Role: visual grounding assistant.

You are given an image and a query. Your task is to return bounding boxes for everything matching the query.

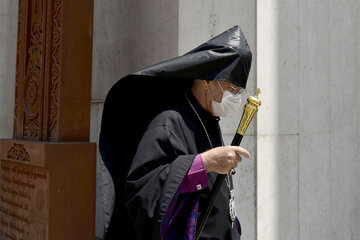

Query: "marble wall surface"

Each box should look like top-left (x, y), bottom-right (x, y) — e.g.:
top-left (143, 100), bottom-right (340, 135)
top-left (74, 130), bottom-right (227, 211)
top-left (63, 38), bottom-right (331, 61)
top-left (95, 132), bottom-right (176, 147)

top-left (257, 0), bottom-right (360, 239)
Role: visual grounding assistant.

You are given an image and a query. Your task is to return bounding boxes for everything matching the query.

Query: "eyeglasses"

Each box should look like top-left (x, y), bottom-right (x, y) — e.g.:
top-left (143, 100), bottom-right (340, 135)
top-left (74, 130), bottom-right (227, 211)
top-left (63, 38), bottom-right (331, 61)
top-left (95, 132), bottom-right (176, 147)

top-left (229, 85), bottom-right (245, 95)
top-left (217, 81), bottom-right (246, 95)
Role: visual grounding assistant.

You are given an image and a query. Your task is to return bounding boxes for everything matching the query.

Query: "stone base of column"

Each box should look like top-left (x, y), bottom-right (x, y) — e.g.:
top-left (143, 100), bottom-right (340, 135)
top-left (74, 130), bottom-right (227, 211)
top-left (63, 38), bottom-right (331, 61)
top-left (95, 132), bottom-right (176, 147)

top-left (0, 139), bottom-right (96, 240)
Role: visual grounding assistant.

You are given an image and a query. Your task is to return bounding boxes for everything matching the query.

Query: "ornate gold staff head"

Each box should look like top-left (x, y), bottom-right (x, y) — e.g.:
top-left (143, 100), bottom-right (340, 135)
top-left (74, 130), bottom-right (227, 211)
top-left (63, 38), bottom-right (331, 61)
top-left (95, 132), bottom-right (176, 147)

top-left (237, 88), bottom-right (262, 135)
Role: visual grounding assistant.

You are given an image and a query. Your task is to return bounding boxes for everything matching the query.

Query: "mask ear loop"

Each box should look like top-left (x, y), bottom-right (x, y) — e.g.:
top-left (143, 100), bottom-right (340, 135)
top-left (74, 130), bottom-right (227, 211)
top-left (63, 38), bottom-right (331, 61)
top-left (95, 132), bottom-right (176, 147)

top-left (207, 88), bottom-right (215, 101)
top-left (207, 81), bottom-right (220, 101)
top-left (216, 81), bottom-right (225, 93)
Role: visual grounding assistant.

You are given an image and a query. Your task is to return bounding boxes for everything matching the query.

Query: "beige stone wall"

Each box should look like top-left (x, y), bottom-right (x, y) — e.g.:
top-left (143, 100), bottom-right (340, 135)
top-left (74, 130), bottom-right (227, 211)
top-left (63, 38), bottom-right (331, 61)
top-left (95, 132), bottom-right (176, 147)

top-left (257, 0), bottom-right (360, 239)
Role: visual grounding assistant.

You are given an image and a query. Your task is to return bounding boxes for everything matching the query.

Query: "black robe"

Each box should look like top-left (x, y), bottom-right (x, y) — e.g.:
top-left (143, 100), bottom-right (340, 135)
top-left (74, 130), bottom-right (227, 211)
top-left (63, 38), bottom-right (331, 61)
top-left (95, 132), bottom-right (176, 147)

top-left (99, 26), bottom-right (251, 240)
top-left (123, 91), bottom-right (240, 239)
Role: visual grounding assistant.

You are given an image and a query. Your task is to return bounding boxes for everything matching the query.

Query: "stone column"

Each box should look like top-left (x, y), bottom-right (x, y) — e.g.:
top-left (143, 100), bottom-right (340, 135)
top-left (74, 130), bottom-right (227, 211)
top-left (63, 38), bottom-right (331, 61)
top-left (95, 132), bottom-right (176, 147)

top-left (0, 0), bottom-right (95, 239)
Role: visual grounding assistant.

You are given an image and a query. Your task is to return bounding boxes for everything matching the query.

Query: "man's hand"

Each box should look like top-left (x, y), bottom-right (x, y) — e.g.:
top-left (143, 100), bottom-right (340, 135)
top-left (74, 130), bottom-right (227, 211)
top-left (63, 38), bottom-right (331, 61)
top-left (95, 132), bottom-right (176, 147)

top-left (201, 146), bottom-right (250, 174)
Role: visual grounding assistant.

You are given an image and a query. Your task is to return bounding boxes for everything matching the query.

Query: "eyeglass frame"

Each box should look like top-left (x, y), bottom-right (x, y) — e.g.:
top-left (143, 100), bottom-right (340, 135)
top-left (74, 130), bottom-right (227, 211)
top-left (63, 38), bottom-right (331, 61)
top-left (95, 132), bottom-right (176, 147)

top-left (217, 81), bottom-right (246, 95)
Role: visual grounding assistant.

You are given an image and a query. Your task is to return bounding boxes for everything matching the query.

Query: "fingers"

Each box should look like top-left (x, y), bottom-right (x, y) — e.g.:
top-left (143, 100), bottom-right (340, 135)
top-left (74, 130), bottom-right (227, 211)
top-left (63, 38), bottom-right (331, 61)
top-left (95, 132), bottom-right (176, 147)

top-left (229, 146), bottom-right (251, 158)
top-left (231, 162), bottom-right (238, 169)
top-left (201, 146), bottom-right (250, 174)
top-left (234, 155), bottom-right (242, 163)
top-left (228, 146), bottom-right (247, 171)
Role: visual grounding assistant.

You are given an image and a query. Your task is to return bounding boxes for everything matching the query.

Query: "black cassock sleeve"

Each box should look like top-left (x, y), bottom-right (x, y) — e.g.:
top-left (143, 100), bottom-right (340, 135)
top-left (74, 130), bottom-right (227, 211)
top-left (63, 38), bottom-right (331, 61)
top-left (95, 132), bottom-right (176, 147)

top-left (124, 111), bottom-right (197, 240)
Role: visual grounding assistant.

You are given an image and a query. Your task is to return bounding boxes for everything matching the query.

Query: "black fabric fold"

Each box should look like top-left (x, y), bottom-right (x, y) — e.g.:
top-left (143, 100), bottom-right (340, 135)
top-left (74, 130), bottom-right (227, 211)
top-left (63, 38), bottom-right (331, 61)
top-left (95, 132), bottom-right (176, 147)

top-left (99, 25), bottom-right (252, 240)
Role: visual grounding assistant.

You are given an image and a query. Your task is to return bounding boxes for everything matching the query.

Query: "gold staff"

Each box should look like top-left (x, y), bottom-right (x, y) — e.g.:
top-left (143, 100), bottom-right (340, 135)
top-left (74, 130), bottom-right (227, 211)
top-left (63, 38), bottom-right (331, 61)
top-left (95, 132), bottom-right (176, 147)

top-left (196, 88), bottom-right (262, 239)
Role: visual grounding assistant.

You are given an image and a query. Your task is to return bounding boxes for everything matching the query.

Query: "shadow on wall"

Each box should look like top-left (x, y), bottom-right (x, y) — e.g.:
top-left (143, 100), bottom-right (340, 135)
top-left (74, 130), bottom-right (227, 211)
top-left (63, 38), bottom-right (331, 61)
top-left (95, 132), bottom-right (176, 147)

top-left (92, 0), bottom-right (179, 101)
top-left (93, 0), bottom-right (180, 239)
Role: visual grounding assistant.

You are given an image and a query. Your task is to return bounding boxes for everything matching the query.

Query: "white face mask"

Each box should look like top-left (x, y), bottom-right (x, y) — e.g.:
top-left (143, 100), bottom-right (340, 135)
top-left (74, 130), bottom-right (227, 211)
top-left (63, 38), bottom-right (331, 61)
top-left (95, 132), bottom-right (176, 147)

top-left (208, 81), bottom-right (242, 117)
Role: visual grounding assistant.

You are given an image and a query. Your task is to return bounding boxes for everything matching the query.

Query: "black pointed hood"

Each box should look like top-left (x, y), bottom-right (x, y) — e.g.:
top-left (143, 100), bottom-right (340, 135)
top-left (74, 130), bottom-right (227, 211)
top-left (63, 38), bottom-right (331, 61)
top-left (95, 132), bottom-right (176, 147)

top-left (133, 25), bottom-right (252, 88)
